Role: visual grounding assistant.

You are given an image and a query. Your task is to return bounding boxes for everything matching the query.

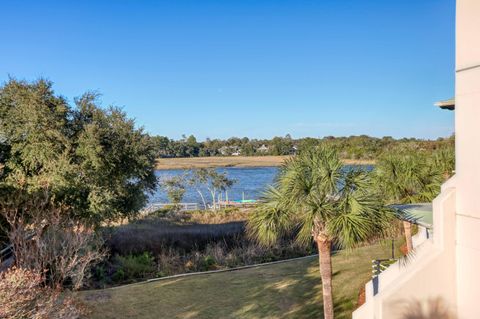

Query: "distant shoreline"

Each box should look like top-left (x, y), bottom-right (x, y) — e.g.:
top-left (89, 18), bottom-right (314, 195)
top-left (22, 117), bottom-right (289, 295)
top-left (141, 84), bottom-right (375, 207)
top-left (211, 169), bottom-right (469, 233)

top-left (155, 156), bottom-right (375, 170)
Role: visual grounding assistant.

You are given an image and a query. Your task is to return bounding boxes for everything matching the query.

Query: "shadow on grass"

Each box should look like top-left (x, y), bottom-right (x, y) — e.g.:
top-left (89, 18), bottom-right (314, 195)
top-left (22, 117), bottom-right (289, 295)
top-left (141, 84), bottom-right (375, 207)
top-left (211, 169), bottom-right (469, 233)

top-left (150, 260), bottom-right (350, 319)
top-left (82, 242), bottom-right (395, 319)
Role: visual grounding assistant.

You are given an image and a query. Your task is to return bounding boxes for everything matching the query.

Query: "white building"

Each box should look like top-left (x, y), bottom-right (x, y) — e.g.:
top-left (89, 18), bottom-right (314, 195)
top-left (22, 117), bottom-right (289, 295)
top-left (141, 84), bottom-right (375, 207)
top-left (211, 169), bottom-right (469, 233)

top-left (257, 144), bottom-right (269, 153)
top-left (353, 1), bottom-right (480, 317)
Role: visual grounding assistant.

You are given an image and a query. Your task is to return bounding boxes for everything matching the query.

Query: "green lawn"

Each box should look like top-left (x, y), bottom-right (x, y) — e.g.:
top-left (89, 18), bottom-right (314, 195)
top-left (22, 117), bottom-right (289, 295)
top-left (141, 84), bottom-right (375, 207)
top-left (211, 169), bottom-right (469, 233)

top-left (80, 243), bottom-right (395, 319)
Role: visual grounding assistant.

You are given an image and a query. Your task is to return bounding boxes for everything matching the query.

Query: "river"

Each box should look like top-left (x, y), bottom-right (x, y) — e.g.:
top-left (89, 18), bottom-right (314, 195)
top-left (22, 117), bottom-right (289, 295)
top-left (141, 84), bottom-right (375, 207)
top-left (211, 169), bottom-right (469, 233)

top-left (149, 165), bottom-right (373, 205)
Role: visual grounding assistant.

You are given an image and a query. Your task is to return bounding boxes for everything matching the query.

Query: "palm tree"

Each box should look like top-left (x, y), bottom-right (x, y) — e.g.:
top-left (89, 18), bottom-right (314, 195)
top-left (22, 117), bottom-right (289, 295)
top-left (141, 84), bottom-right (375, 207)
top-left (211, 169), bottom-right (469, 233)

top-left (432, 147), bottom-right (455, 180)
top-left (374, 153), bottom-right (443, 253)
top-left (248, 146), bottom-right (393, 319)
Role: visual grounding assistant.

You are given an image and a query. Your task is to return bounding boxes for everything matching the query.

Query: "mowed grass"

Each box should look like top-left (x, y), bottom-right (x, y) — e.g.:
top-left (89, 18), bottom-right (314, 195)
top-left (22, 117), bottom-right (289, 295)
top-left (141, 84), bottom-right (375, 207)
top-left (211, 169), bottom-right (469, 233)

top-left (80, 243), bottom-right (396, 319)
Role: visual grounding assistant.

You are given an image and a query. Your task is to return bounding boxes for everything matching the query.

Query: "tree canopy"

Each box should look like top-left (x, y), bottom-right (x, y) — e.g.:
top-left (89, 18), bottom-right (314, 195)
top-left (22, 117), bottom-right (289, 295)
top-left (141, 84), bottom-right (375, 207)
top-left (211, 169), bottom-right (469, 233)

top-left (0, 78), bottom-right (157, 223)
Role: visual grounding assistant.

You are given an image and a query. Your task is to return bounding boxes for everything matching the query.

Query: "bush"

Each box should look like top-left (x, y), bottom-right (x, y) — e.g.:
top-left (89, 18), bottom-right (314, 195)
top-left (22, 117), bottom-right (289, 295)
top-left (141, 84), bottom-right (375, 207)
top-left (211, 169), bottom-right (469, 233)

top-left (201, 255), bottom-right (216, 271)
top-left (1, 192), bottom-right (105, 290)
top-left (153, 240), bottom-right (314, 278)
top-left (112, 252), bottom-right (156, 282)
top-left (90, 210), bottom-right (316, 287)
top-left (0, 267), bottom-right (84, 319)
top-left (187, 207), bottom-right (250, 224)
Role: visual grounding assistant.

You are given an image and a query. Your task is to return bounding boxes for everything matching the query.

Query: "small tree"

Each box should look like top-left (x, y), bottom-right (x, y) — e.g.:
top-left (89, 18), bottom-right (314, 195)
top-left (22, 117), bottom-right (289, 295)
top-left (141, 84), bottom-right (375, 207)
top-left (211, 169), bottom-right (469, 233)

top-left (189, 168), bottom-right (235, 211)
top-left (375, 153), bottom-right (443, 253)
top-left (160, 175), bottom-right (186, 210)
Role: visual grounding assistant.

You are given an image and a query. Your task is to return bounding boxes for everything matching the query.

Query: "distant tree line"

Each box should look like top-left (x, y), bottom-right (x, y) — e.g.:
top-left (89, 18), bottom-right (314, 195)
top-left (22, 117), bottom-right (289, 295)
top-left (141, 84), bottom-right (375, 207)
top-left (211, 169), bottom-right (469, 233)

top-left (150, 133), bottom-right (455, 160)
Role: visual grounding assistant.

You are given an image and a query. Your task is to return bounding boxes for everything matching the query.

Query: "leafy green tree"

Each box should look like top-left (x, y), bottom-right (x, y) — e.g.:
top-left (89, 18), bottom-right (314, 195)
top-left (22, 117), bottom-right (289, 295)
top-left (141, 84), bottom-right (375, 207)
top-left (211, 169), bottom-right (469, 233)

top-left (161, 175), bottom-right (186, 208)
top-left (150, 136), bottom-right (172, 158)
top-left (270, 136), bottom-right (293, 155)
top-left (248, 146), bottom-right (393, 319)
top-left (189, 168), bottom-right (235, 211)
top-left (0, 78), bottom-right (157, 223)
top-left (242, 143), bottom-right (256, 156)
top-left (185, 135), bottom-right (200, 157)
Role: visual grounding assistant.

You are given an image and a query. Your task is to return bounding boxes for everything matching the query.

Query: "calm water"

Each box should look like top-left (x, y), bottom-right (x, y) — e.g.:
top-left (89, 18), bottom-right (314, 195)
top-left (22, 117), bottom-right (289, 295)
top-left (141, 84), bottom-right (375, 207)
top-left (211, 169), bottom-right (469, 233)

top-left (150, 167), bottom-right (279, 204)
top-left (150, 165), bottom-right (372, 204)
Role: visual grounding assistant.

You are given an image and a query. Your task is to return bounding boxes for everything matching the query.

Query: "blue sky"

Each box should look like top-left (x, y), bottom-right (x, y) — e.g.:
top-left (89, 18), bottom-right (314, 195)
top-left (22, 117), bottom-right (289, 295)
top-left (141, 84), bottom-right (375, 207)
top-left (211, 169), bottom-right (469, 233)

top-left (0, 0), bottom-right (455, 140)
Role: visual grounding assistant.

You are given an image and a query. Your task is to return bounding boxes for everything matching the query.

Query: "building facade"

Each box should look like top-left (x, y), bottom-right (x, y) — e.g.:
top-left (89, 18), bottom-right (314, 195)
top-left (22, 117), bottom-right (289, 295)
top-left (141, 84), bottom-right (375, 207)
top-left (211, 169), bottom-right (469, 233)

top-left (353, 0), bottom-right (480, 317)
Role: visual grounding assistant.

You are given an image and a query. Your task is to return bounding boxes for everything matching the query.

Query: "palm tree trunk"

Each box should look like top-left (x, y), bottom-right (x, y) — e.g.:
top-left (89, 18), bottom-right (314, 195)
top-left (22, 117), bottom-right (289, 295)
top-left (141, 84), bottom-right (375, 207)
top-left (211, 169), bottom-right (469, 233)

top-left (403, 221), bottom-right (413, 253)
top-left (316, 238), bottom-right (334, 319)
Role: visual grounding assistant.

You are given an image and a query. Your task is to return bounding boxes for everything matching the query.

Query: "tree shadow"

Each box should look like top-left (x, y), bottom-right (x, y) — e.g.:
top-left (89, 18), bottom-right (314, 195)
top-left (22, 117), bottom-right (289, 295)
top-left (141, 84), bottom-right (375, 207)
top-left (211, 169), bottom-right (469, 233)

top-left (159, 259), bottom-right (354, 319)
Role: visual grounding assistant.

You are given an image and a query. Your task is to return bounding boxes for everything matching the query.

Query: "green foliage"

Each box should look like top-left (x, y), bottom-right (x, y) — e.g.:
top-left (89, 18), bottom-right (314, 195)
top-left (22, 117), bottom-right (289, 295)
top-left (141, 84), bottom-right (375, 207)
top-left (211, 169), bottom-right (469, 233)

top-left (188, 168), bottom-right (236, 210)
top-left (248, 145), bottom-right (394, 248)
top-left (112, 252), bottom-right (156, 282)
top-left (0, 78), bottom-right (157, 223)
top-left (374, 152), bottom-right (444, 204)
top-left (150, 133), bottom-right (455, 160)
top-left (200, 255), bottom-right (216, 271)
top-left (161, 175), bottom-right (186, 205)
top-left (432, 146), bottom-right (455, 179)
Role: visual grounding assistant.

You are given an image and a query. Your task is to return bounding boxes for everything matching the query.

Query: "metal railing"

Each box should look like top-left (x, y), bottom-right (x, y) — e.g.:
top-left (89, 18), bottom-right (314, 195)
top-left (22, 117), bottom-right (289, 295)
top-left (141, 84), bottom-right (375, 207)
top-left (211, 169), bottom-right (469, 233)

top-left (141, 202), bottom-right (199, 214)
top-left (371, 258), bottom-right (397, 278)
top-left (0, 243), bottom-right (14, 262)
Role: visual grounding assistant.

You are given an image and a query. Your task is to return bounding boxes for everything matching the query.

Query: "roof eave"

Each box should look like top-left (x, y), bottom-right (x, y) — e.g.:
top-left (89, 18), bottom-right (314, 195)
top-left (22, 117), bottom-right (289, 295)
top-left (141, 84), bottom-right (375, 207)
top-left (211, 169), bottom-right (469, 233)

top-left (434, 98), bottom-right (455, 110)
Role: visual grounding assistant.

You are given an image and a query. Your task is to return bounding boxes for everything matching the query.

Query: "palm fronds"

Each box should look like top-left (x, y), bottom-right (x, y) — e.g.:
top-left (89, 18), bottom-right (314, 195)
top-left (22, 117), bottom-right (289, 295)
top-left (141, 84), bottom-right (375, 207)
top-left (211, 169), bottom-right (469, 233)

top-left (248, 145), bottom-right (394, 248)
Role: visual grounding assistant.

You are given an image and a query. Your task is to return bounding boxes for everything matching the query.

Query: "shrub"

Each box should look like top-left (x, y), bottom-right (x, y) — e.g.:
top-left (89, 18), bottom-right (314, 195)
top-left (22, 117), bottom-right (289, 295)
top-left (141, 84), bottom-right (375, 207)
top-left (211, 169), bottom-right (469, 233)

top-left (1, 191), bottom-right (105, 290)
top-left (149, 208), bottom-right (170, 218)
top-left (112, 252), bottom-right (156, 282)
top-left (156, 248), bottom-right (185, 276)
top-left (187, 207), bottom-right (250, 224)
top-left (201, 255), bottom-right (216, 271)
top-left (0, 267), bottom-right (84, 319)
top-left (91, 210), bottom-right (316, 287)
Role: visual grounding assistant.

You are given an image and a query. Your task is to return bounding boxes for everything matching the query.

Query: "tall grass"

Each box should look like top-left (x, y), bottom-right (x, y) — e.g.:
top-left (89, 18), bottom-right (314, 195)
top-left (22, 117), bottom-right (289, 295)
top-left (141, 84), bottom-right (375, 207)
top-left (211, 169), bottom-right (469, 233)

top-left (90, 209), bottom-right (315, 288)
top-left (106, 218), bottom-right (245, 255)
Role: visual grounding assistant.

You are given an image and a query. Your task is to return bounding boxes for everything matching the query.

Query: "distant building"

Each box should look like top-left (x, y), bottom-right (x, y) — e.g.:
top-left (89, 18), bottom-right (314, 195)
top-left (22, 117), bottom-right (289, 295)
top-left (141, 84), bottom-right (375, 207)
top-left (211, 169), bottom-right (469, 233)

top-left (218, 146), bottom-right (241, 156)
top-left (290, 145), bottom-right (298, 155)
top-left (257, 144), bottom-right (269, 153)
top-left (218, 146), bottom-right (230, 155)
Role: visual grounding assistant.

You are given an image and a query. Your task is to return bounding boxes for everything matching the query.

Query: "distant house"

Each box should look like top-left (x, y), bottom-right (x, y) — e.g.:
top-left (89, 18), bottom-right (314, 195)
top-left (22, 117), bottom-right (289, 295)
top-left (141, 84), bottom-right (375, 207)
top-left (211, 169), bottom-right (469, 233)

top-left (218, 145), bottom-right (241, 156)
top-left (290, 145), bottom-right (298, 155)
top-left (218, 146), bottom-right (230, 155)
top-left (257, 144), bottom-right (269, 153)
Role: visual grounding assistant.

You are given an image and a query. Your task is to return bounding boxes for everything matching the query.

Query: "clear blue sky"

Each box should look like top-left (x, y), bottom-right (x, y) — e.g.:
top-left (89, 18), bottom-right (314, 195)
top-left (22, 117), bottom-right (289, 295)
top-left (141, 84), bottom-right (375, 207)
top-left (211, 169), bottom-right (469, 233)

top-left (0, 0), bottom-right (455, 140)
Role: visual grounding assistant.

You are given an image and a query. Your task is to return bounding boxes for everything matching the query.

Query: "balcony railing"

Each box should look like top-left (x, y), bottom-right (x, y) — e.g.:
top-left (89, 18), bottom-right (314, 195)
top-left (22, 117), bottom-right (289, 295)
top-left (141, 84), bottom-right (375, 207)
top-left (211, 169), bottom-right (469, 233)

top-left (372, 258), bottom-right (397, 278)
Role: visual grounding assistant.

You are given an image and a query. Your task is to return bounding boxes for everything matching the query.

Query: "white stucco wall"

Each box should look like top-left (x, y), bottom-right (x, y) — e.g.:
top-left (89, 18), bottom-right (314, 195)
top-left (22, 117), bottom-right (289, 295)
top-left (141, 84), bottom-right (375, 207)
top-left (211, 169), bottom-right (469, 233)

top-left (455, 1), bottom-right (480, 317)
top-left (353, 187), bottom-right (457, 319)
top-left (353, 0), bottom-right (480, 317)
